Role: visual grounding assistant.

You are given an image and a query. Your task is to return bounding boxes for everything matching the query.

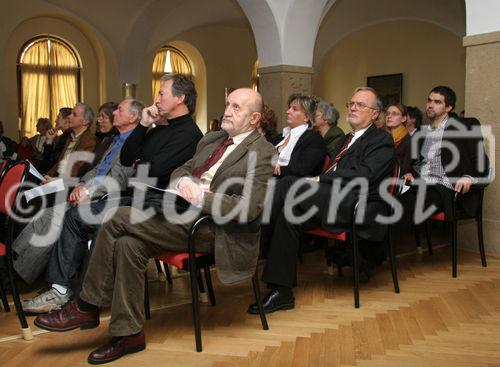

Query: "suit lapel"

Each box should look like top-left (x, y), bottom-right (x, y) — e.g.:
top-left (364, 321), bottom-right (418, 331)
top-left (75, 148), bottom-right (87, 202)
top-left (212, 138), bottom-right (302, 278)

top-left (212, 130), bottom-right (259, 183)
top-left (337, 124), bottom-right (376, 162)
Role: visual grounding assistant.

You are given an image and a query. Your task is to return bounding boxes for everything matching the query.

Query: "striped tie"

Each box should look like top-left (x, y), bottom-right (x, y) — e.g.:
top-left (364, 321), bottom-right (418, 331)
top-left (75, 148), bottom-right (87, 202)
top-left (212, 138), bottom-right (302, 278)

top-left (323, 133), bottom-right (354, 174)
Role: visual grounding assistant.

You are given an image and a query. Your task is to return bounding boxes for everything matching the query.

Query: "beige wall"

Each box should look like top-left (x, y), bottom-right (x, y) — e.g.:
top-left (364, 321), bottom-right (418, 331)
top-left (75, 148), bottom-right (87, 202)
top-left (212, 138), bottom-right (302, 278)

top-left (314, 20), bottom-right (465, 132)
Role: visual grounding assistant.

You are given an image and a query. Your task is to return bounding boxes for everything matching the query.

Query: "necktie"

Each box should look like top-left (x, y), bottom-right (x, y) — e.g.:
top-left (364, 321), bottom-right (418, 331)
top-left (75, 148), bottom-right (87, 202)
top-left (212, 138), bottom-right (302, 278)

top-left (323, 133), bottom-right (354, 174)
top-left (192, 138), bottom-right (234, 178)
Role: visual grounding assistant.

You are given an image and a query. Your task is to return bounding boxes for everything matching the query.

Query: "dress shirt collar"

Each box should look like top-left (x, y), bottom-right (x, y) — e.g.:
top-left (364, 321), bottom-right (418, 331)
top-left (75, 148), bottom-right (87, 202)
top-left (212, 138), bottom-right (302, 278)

top-left (281, 123), bottom-right (308, 139)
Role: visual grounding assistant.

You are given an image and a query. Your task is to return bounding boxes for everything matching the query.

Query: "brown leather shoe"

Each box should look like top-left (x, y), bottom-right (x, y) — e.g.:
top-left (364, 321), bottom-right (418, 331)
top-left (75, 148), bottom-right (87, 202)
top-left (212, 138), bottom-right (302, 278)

top-left (88, 331), bottom-right (146, 365)
top-left (34, 300), bottom-right (99, 332)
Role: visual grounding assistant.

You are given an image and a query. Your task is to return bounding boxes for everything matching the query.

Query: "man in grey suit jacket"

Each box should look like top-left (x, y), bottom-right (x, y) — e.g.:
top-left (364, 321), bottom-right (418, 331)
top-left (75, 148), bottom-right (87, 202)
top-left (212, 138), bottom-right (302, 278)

top-left (33, 88), bottom-right (276, 365)
top-left (17, 98), bottom-right (144, 312)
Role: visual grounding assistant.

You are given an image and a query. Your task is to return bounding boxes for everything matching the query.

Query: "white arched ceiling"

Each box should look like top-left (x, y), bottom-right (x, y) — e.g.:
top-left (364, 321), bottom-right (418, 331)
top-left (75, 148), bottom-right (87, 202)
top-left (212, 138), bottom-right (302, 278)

top-left (237, 0), bottom-right (329, 67)
top-left (465, 0), bottom-right (500, 36)
top-left (314, 0), bottom-right (466, 73)
top-left (43, 0), bottom-right (250, 83)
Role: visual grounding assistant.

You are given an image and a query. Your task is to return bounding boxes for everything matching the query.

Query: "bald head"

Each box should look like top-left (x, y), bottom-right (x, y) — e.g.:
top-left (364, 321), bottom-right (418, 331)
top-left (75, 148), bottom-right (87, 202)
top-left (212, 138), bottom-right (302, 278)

top-left (221, 88), bottom-right (263, 137)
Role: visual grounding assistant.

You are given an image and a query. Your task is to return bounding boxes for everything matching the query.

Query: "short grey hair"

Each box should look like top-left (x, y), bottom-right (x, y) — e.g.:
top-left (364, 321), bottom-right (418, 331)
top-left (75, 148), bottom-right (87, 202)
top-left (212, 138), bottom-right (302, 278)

top-left (124, 97), bottom-right (145, 123)
top-left (75, 102), bottom-right (95, 126)
top-left (316, 101), bottom-right (339, 126)
top-left (353, 87), bottom-right (383, 111)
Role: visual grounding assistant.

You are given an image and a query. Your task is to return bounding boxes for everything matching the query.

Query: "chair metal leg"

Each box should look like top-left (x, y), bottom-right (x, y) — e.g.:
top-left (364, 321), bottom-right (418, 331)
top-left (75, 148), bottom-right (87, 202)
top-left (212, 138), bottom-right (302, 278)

top-left (188, 257), bottom-right (202, 352)
top-left (352, 232), bottom-right (360, 308)
top-left (144, 272), bottom-right (151, 320)
top-left (414, 225), bottom-right (422, 248)
top-left (203, 265), bottom-right (216, 306)
top-left (165, 264), bottom-right (173, 284)
top-left (452, 219), bottom-right (458, 278)
top-left (155, 259), bottom-right (166, 282)
top-left (387, 230), bottom-right (400, 293)
top-left (425, 221), bottom-right (433, 255)
top-left (6, 249), bottom-right (32, 340)
top-left (251, 269), bottom-right (269, 330)
top-left (477, 215), bottom-right (487, 267)
top-left (0, 273), bottom-right (11, 312)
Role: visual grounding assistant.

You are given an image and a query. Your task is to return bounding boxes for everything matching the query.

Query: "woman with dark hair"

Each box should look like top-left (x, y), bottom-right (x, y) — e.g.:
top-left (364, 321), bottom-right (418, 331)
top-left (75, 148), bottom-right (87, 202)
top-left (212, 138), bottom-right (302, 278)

top-left (385, 103), bottom-right (411, 174)
top-left (273, 94), bottom-right (326, 177)
top-left (314, 100), bottom-right (344, 155)
top-left (95, 101), bottom-right (118, 141)
top-left (92, 101), bottom-right (119, 167)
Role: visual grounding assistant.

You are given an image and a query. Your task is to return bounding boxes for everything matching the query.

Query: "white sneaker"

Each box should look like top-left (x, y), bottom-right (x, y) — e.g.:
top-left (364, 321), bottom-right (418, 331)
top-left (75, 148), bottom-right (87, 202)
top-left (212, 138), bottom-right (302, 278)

top-left (22, 287), bottom-right (73, 314)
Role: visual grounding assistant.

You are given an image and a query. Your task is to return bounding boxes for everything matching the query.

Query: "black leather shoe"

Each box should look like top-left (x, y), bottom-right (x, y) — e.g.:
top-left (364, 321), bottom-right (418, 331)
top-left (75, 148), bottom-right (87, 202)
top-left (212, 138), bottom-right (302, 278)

top-left (247, 289), bottom-right (294, 314)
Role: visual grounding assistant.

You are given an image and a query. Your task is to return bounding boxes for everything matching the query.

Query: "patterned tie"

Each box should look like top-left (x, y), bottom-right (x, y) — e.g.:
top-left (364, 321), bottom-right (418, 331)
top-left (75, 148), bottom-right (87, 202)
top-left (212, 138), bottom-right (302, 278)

top-left (323, 132), bottom-right (354, 174)
top-left (192, 138), bottom-right (234, 178)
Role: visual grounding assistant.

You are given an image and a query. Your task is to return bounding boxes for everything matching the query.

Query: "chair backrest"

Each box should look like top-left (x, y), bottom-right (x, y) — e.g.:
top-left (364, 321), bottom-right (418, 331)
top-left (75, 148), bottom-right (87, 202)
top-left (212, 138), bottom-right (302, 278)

top-left (321, 155), bottom-right (331, 171)
top-left (0, 159), bottom-right (11, 182)
top-left (0, 160), bottom-right (29, 216)
top-left (388, 159), bottom-right (402, 197)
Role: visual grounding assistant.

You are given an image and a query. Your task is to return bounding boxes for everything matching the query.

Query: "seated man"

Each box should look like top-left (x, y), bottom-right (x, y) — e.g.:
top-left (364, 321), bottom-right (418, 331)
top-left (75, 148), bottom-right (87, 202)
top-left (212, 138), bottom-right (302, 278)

top-left (33, 87), bottom-right (275, 364)
top-left (44, 102), bottom-right (97, 179)
top-left (15, 98), bottom-right (144, 311)
top-left (250, 87), bottom-right (395, 314)
top-left (404, 86), bottom-right (489, 222)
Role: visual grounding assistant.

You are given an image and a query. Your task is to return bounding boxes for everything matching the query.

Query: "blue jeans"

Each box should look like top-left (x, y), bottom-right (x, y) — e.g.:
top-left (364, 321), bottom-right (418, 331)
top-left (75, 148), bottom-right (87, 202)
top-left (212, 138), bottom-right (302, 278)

top-left (45, 197), bottom-right (131, 288)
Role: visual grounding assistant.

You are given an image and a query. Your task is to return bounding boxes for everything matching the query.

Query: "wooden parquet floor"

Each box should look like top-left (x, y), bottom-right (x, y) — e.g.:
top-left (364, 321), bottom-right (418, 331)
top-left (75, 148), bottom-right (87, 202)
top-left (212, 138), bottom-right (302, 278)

top-left (1, 247), bottom-right (500, 366)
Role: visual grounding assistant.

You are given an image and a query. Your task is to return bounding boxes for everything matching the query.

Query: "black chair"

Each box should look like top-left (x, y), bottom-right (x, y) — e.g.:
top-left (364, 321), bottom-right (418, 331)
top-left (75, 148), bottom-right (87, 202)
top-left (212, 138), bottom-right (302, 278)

top-left (304, 161), bottom-right (402, 308)
top-left (423, 181), bottom-right (489, 277)
top-left (144, 215), bottom-right (269, 352)
top-left (0, 160), bottom-right (33, 340)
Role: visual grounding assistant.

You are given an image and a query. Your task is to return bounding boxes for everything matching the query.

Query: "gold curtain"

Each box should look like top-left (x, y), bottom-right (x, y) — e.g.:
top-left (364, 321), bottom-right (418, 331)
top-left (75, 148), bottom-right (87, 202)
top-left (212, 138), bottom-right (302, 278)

top-left (49, 40), bottom-right (78, 123)
top-left (21, 41), bottom-right (50, 137)
top-left (170, 50), bottom-right (191, 75)
top-left (151, 49), bottom-right (167, 100)
top-left (151, 47), bottom-right (192, 100)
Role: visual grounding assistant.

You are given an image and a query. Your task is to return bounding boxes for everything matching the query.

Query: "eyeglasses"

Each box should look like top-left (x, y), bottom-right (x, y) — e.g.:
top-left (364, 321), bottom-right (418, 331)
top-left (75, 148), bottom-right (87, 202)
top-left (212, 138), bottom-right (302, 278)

top-left (385, 111), bottom-right (402, 117)
top-left (346, 101), bottom-right (379, 111)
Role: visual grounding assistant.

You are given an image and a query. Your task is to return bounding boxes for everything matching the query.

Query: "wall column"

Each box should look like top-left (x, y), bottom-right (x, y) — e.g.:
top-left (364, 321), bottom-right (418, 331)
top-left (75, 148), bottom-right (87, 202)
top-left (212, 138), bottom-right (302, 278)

top-left (258, 64), bottom-right (313, 130)
top-left (459, 31), bottom-right (500, 256)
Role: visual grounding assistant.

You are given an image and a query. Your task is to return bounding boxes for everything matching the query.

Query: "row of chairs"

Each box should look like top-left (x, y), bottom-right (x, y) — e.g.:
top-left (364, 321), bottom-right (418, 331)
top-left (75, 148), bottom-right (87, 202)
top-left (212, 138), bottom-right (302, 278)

top-left (0, 157), bottom-right (489, 351)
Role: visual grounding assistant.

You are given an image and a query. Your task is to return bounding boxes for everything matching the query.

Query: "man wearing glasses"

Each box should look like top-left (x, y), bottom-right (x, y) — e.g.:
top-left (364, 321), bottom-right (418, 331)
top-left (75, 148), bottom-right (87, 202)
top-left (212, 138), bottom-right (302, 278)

top-left (248, 87), bottom-right (395, 315)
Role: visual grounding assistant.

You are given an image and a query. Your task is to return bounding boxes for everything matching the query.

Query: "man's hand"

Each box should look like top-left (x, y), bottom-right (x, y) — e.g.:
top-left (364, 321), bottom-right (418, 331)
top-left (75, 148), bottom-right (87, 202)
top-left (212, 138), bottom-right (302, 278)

top-left (141, 105), bottom-right (161, 127)
top-left (68, 184), bottom-right (90, 206)
top-left (45, 128), bottom-right (57, 145)
top-left (41, 175), bottom-right (54, 185)
top-left (177, 178), bottom-right (204, 207)
top-left (403, 173), bottom-right (415, 183)
top-left (273, 163), bottom-right (281, 176)
top-left (455, 176), bottom-right (473, 194)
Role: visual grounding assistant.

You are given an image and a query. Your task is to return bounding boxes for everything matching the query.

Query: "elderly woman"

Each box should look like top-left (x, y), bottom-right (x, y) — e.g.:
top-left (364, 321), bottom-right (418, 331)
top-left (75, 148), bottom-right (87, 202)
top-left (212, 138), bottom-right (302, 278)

top-left (314, 100), bottom-right (344, 155)
top-left (385, 103), bottom-right (411, 175)
top-left (273, 93), bottom-right (326, 177)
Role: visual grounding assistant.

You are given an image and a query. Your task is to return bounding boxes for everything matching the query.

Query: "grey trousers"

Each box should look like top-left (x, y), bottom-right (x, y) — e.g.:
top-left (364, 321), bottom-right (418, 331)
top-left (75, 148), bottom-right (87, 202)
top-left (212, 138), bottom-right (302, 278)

top-left (80, 206), bottom-right (214, 336)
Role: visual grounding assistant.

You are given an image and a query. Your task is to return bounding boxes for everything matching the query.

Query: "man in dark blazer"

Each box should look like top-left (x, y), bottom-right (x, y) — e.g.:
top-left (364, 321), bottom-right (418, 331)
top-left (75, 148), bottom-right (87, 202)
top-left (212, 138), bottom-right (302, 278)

top-left (33, 88), bottom-right (276, 364)
top-left (249, 87), bottom-right (395, 315)
top-left (405, 86), bottom-right (489, 222)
